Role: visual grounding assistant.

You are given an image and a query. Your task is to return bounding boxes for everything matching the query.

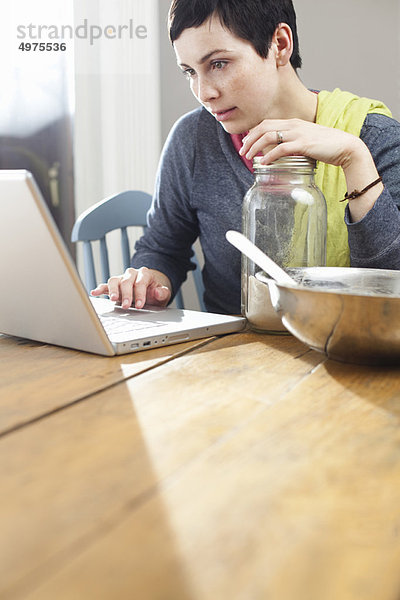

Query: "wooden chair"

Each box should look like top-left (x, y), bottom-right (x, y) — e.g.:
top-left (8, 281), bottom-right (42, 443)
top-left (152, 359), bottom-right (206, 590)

top-left (71, 190), bottom-right (205, 310)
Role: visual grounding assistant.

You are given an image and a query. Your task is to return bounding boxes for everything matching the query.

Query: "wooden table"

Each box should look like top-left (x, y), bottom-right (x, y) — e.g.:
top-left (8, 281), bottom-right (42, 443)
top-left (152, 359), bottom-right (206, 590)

top-left (2, 330), bottom-right (400, 600)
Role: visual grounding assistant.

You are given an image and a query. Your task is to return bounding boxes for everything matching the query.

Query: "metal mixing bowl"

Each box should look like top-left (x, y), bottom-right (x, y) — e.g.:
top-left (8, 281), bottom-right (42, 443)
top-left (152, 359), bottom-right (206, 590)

top-left (256, 267), bottom-right (400, 365)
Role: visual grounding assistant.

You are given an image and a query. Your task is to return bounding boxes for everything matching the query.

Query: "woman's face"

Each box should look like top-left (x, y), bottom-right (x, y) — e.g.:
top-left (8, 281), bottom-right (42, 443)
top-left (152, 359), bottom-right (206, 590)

top-left (173, 16), bottom-right (282, 134)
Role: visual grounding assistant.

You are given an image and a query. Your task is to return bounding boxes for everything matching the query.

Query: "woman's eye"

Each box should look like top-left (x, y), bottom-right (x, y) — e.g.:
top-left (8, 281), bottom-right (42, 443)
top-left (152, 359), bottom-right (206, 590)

top-left (183, 68), bottom-right (195, 80)
top-left (212, 61), bottom-right (226, 70)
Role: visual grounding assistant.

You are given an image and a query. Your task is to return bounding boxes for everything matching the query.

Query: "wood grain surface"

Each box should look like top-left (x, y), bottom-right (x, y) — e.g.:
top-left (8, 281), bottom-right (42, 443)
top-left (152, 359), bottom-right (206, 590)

top-left (2, 332), bottom-right (400, 600)
top-left (0, 333), bottom-right (215, 434)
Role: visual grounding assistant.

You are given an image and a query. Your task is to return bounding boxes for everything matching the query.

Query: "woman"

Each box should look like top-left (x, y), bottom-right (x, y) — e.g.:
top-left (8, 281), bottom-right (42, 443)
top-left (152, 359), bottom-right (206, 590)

top-left (92, 0), bottom-right (400, 314)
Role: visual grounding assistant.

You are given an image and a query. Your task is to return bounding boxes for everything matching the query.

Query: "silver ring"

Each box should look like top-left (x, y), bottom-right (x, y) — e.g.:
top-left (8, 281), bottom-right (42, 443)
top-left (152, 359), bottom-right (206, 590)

top-left (276, 130), bottom-right (284, 145)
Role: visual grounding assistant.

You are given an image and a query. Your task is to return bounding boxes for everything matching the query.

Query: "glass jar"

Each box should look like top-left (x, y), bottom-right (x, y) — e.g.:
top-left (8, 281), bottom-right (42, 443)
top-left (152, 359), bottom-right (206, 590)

top-left (242, 156), bottom-right (327, 333)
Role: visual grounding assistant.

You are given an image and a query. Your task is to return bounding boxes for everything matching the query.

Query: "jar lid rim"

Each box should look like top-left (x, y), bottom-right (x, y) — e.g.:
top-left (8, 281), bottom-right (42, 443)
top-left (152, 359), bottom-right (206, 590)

top-left (253, 156), bottom-right (316, 170)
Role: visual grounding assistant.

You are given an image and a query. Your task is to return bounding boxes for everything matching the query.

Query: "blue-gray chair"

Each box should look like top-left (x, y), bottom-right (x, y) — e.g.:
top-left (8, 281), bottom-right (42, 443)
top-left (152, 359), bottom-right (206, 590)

top-left (71, 190), bottom-right (205, 311)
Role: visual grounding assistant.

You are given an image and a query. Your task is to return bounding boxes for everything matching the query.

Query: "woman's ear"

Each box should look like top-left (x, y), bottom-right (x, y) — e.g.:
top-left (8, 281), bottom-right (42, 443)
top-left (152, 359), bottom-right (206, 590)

top-left (273, 23), bottom-right (293, 66)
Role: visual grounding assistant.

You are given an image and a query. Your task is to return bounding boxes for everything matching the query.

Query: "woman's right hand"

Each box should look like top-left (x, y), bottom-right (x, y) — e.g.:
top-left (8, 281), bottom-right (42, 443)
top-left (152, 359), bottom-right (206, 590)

top-left (91, 267), bottom-right (172, 309)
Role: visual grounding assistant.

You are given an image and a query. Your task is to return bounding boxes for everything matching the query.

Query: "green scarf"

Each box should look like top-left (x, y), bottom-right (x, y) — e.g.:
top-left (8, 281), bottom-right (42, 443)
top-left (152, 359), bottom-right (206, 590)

top-left (315, 88), bottom-right (392, 266)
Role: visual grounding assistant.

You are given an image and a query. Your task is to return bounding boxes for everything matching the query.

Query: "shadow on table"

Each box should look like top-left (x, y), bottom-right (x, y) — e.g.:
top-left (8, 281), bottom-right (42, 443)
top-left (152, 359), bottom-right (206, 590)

top-left (324, 358), bottom-right (400, 419)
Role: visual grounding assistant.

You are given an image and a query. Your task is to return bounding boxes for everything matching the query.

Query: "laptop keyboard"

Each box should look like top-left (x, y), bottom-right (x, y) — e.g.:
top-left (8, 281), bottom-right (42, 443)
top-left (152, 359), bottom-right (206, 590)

top-left (99, 313), bottom-right (165, 336)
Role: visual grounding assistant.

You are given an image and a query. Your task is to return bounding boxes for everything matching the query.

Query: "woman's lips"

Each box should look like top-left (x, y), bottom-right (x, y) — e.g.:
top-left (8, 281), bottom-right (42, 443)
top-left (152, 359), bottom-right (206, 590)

top-left (213, 107), bottom-right (237, 122)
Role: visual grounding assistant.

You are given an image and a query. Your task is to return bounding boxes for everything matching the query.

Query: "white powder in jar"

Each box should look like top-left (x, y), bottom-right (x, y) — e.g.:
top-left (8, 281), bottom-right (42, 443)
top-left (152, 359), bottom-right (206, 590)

top-left (246, 273), bottom-right (287, 332)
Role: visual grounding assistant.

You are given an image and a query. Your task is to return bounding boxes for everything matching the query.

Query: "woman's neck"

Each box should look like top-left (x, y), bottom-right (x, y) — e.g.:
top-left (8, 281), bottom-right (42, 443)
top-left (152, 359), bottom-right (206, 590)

top-left (274, 68), bottom-right (318, 123)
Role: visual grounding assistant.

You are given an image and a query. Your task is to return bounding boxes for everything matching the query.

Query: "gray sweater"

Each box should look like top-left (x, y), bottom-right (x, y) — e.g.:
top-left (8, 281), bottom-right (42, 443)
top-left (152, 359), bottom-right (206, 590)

top-left (132, 107), bottom-right (400, 314)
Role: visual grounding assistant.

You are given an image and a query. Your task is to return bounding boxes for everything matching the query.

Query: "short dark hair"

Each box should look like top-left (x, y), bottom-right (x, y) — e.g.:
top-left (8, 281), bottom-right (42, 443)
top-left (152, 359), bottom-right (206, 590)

top-left (168, 0), bottom-right (302, 70)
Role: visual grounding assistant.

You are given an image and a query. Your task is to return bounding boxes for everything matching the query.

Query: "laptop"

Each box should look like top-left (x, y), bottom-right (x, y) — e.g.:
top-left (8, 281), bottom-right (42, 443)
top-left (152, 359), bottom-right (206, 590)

top-left (0, 170), bottom-right (246, 356)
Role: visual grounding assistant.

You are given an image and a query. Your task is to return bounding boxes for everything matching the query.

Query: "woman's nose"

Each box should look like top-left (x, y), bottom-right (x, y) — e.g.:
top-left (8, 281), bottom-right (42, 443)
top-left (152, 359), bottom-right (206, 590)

top-left (193, 76), bottom-right (219, 104)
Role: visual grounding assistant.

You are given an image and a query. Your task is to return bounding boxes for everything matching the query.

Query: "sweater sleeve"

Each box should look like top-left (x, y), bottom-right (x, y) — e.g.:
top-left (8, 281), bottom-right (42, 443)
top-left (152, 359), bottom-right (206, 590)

top-left (131, 109), bottom-right (202, 298)
top-left (345, 113), bottom-right (400, 269)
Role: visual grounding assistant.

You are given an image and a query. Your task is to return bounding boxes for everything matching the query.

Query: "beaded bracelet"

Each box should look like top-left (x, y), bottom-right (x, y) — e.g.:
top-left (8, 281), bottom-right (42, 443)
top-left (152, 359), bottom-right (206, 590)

top-left (340, 176), bottom-right (382, 202)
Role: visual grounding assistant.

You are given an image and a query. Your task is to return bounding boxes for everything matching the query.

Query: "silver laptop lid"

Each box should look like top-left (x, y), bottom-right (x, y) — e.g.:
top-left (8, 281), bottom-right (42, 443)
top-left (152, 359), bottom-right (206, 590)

top-left (0, 170), bottom-right (115, 355)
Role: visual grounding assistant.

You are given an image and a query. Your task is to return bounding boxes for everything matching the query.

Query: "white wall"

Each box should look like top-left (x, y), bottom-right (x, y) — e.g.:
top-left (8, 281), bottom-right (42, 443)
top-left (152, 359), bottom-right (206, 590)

top-left (74, 0), bottom-right (161, 278)
top-left (296, 0), bottom-right (399, 120)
